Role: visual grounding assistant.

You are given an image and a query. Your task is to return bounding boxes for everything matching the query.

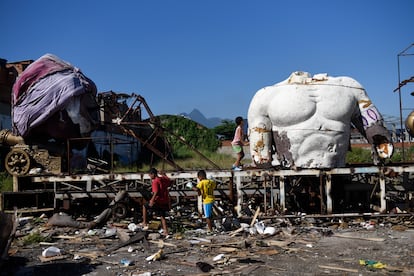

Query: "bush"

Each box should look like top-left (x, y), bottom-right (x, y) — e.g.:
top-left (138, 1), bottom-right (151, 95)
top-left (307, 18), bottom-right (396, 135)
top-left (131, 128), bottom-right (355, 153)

top-left (0, 172), bottom-right (13, 192)
top-left (159, 115), bottom-right (220, 154)
top-left (346, 147), bottom-right (372, 164)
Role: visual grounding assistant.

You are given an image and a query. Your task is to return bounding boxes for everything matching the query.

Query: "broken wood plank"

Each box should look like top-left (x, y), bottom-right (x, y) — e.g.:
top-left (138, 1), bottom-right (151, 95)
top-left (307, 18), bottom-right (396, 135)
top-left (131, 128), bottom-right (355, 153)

top-left (229, 227), bottom-right (244, 237)
top-left (265, 239), bottom-right (294, 247)
top-left (149, 239), bottom-right (177, 247)
top-left (191, 237), bottom-right (212, 243)
top-left (115, 228), bottom-right (131, 243)
top-left (334, 233), bottom-right (385, 242)
top-left (231, 264), bottom-right (262, 275)
top-left (210, 239), bottom-right (249, 249)
top-left (250, 206), bottom-right (261, 227)
top-left (241, 265), bottom-right (262, 275)
top-left (39, 254), bottom-right (69, 262)
top-left (105, 231), bottom-right (147, 253)
top-left (55, 235), bottom-right (79, 240)
top-left (218, 247), bottom-right (238, 253)
top-left (318, 265), bottom-right (358, 273)
top-left (39, 242), bottom-right (58, 246)
top-left (74, 251), bottom-right (105, 260)
top-left (255, 249), bottom-right (279, 255)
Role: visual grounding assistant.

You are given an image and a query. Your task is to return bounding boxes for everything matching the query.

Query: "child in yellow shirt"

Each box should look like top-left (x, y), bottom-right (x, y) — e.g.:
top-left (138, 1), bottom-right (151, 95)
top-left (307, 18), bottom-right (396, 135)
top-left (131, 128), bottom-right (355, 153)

top-left (193, 170), bottom-right (216, 232)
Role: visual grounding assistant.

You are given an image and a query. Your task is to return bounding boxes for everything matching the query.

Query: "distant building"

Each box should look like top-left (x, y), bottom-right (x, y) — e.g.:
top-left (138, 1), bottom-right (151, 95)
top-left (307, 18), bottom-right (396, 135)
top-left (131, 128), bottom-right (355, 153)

top-left (0, 58), bottom-right (33, 129)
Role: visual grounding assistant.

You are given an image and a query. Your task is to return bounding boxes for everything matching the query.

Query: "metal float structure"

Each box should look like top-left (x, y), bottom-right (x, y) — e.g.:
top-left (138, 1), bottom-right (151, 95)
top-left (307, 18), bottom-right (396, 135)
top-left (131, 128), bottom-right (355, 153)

top-left (9, 163), bottom-right (410, 217)
top-left (1, 58), bottom-right (413, 216)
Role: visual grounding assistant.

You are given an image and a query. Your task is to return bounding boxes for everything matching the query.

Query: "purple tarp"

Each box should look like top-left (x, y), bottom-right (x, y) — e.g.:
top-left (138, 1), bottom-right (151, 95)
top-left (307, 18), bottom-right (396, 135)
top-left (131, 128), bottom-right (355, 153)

top-left (12, 54), bottom-right (98, 138)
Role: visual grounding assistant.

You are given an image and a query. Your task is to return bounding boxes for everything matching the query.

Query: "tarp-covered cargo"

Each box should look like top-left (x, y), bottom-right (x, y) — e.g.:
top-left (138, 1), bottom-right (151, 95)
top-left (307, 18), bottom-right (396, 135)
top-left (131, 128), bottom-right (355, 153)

top-left (12, 54), bottom-right (99, 141)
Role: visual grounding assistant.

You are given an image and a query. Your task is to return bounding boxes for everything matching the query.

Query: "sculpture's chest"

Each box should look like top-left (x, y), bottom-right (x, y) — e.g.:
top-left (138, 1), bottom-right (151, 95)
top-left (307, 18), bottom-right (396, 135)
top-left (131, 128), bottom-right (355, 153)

top-left (267, 85), bottom-right (357, 127)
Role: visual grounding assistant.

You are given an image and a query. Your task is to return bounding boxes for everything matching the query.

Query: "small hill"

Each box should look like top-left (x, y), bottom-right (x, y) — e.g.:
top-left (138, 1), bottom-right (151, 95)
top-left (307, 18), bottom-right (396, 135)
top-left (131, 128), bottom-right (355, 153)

top-left (179, 109), bottom-right (224, 128)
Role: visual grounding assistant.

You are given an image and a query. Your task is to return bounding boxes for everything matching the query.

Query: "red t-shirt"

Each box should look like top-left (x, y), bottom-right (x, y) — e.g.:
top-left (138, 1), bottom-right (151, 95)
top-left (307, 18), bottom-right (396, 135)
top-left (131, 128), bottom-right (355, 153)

top-left (152, 176), bottom-right (170, 204)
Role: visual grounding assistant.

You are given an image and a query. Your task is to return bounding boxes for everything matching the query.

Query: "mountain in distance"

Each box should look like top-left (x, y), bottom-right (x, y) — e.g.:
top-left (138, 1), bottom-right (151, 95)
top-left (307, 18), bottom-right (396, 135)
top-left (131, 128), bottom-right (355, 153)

top-left (179, 108), bottom-right (227, 128)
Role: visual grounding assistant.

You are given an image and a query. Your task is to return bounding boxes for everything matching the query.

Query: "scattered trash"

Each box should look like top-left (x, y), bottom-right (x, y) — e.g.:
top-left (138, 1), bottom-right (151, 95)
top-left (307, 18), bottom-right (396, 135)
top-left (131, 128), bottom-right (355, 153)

top-left (133, 272), bottom-right (151, 276)
top-left (196, 261), bottom-right (214, 272)
top-left (359, 259), bottom-right (387, 269)
top-left (147, 233), bottom-right (161, 240)
top-left (2, 190), bottom-right (414, 275)
top-left (239, 223), bottom-right (249, 229)
top-left (255, 221), bottom-right (265, 234)
top-left (146, 249), bottom-right (164, 261)
top-left (264, 226), bottom-right (277, 235)
top-left (29, 168), bottom-right (42, 174)
top-left (249, 227), bottom-right (257, 235)
top-left (73, 254), bottom-right (82, 260)
top-left (186, 182), bottom-right (195, 189)
top-left (120, 258), bottom-right (133, 266)
top-left (237, 258), bottom-right (264, 264)
top-left (104, 227), bottom-right (117, 237)
top-left (87, 229), bottom-right (98, 236)
top-left (213, 253), bottom-right (225, 261)
top-left (128, 223), bottom-right (138, 232)
top-left (42, 246), bottom-right (61, 257)
top-left (47, 212), bottom-right (92, 228)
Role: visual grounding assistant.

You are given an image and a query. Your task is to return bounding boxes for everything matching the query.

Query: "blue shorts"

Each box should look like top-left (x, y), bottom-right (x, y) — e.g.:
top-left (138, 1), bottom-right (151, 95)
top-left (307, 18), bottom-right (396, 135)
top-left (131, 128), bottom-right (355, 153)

top-left (203, 202), bottom-right (213, 218)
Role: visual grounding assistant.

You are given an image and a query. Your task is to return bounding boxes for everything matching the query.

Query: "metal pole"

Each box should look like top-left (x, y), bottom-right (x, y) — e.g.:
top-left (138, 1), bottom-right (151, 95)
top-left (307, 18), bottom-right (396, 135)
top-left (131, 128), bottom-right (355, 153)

top-left (379, 174), bottom-right (386, 213)
top-left (397, 54), bottom-right (405, 160)
top-left (279, 176), bottom-right (285, 213)
top-left (235, 174), bottom-right (242, 217)
top-left (396, 42), bottom-right (414, 161)
top-left (325, 174), bottom-right (332, 214)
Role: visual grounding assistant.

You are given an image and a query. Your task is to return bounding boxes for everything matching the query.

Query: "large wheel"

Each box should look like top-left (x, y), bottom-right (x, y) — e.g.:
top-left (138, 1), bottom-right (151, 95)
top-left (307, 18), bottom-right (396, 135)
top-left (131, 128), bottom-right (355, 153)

top-left (5, 148), bottom-right (31, 176)
top-left (112, 202), bottom-right (128, 220)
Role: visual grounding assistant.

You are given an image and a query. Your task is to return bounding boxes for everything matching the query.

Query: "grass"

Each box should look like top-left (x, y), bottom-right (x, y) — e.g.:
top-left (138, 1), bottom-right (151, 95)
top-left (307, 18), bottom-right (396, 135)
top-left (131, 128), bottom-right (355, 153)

top-left (139, 150), bottom-right (242, 172)
top-left (346, 147), bottom-right (373, 163)
top-left (0, 172), bottom-right (13, 192)
top-left (21, 232), bottom-right (51, 245)
top-left (91, 146), bottom-right (414, 173)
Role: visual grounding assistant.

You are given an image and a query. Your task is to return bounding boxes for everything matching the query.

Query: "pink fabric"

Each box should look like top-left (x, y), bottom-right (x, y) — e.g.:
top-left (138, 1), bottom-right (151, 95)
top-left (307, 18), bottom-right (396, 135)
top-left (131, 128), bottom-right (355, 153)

top-left (12, 54), bottom-right (72, 104)
top-left (231, 125), bottom-right (242, 145)
top-left (11, 53), bottom-right (97, 138)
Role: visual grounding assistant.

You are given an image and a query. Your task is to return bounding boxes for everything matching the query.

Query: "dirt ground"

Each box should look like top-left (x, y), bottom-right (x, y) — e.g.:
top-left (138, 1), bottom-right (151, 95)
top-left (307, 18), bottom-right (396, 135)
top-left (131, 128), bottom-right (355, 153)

top-left (1, 212), bottom-right (414, 276)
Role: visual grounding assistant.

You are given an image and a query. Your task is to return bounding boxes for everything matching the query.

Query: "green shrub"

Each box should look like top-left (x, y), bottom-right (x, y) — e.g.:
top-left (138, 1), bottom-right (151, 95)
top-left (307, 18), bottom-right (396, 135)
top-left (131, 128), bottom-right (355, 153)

top-left (346, 147), bottom-right (372, 163)
top-left (21, 232), bottom-right (51, 245)
top-left (0, 172), bottom-right (13, 192)
top-left (159, 115), bottom-right (220, 153)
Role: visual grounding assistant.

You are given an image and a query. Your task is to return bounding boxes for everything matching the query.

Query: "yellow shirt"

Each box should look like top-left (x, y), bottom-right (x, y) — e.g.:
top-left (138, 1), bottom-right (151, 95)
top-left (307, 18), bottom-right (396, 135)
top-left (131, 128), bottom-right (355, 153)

top-left (196, 179), bottom-right (216, 204)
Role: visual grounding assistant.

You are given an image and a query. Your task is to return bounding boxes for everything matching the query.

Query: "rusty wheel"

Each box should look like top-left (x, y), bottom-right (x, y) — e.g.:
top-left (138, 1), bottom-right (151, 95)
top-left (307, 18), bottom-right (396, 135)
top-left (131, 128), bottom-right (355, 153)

top-left (112, 202), bottom-right (128, 220)
top-left (5, 148), bottom-right (31, 176)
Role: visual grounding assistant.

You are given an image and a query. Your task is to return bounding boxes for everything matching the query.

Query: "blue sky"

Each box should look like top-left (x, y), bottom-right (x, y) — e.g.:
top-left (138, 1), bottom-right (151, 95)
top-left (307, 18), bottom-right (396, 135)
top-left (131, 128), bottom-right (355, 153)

top-left (1, 1), bottom-right (413, 127)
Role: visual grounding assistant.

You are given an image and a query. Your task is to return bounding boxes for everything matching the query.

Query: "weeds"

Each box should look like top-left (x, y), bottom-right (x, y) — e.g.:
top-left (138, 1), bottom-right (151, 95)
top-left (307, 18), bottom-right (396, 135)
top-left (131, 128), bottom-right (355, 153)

top-left (21, 232), bottom-right (51, 245)
top-left (0, 172), bottom-right (13, 192)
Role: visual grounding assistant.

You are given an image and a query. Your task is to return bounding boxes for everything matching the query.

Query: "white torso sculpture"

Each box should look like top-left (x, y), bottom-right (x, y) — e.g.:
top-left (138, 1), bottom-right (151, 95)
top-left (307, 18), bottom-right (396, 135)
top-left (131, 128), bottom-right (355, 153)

top-left (248, 71), bottom-right (393, 168)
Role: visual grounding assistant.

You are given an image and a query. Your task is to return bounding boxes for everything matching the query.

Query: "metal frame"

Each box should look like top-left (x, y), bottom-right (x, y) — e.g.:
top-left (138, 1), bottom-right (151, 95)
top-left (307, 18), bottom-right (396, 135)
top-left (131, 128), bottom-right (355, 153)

top-left (28, 164), bottom-right (414, 215)
top-left (395, 42), bottom-right (414, 160)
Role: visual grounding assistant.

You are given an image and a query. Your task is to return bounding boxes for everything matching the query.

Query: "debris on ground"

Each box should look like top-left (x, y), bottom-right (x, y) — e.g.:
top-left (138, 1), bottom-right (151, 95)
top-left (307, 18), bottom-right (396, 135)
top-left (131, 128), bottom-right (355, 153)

top-left (1, 205), bottom-right (414, 275)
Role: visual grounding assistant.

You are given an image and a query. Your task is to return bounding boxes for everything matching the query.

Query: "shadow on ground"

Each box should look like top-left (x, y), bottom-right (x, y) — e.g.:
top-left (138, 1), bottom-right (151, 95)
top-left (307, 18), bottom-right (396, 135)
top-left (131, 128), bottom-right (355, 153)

top-left (1, 257), bottom-right (97, 276)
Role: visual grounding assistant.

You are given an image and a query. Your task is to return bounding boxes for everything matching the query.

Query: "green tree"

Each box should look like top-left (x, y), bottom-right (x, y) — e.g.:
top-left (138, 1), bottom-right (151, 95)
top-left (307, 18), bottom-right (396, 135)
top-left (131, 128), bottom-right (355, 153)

top-left (159, 115), bottom-right (220, 157)
top-left (213, 119), bottom-right (235, 140)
